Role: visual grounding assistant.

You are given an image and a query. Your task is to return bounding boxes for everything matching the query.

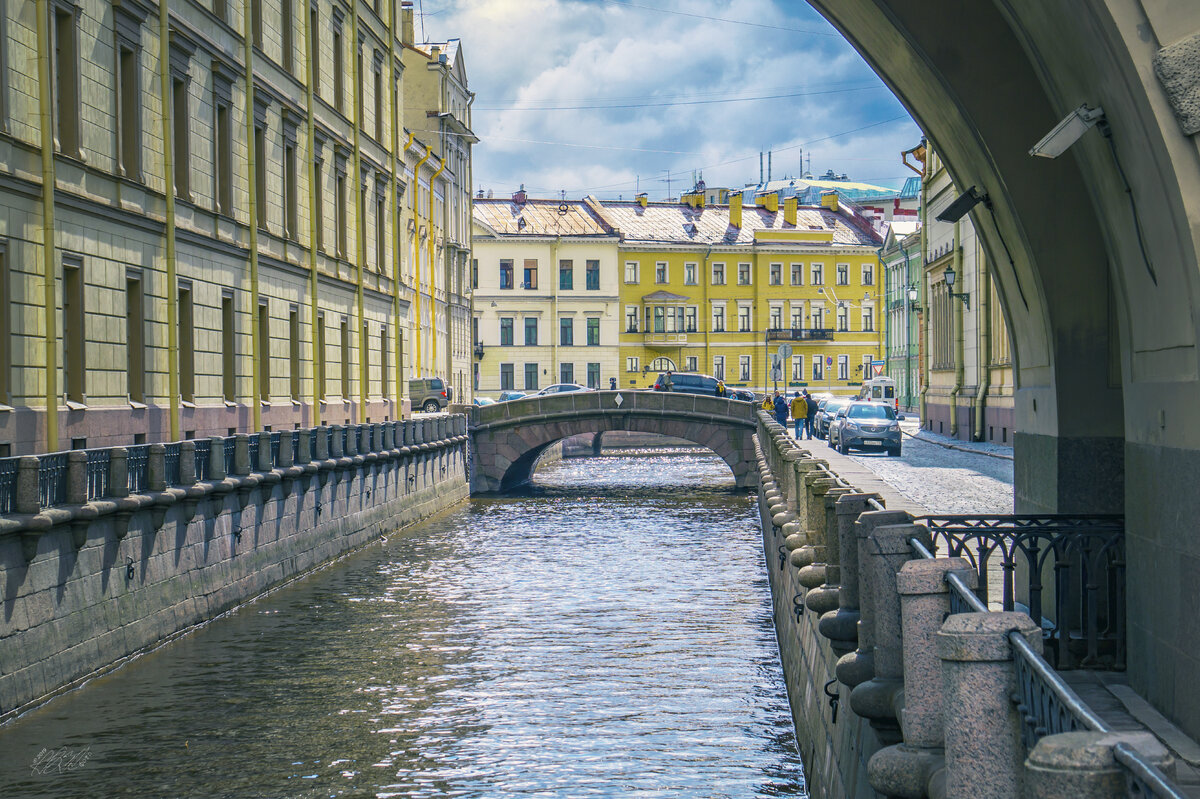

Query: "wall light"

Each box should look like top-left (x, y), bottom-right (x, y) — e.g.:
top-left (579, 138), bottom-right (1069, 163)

top-left (1029, 104), bottom-right (1106, 159)
top-left (943, 266), bottom-right (971, 310)
top-left (936, 186), bottom-right (988, 223)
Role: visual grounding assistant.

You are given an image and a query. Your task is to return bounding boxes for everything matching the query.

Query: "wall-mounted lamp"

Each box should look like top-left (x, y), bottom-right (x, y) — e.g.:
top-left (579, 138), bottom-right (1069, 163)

top-left (907, 285), bottom-right (920, 309)
top-left (943, 266), bottom-right (970, 310)
top-left (936, 186), bottom-right (989, 223)
top-left (1029, 104), bottom-right (1106, 159)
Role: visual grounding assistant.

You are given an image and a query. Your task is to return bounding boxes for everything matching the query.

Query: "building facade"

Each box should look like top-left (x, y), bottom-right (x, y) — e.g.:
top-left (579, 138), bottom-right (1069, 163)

top-left (0, 0), bottom-right (471, 456)
top-left (471, 195), bottom-right (621, 395)
top-left (920, 145), bottom-right (1015, 442)
top-left (881, 221), bottom-right (922, 411)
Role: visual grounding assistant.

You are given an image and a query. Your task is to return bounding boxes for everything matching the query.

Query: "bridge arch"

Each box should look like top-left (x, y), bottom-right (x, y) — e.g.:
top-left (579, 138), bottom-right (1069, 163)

top-left (464, 392), bottom-right (759, 493)
top-left (808, 1), bottom-right (1200, 737)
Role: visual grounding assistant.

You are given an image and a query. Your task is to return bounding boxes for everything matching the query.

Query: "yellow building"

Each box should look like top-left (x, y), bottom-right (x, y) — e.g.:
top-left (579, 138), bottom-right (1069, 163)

top-left (595, 192), bottom-right (885, 395)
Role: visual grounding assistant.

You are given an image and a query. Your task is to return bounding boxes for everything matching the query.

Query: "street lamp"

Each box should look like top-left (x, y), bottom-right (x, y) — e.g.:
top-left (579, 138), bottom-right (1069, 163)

top-left (943, 266), bottom-right (971, 310)
top-left (907, 285), bottom-right (919, 309)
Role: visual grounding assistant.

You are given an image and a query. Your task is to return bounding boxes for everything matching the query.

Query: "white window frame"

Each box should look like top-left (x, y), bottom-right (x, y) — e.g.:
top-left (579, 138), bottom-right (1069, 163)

top-left (712, 303), bottom-right (726, 332)
top-left (713, 355), bottom-right (725, 381)
top-left (790, 262), bottom-right (803, 286)
top-left (737, 262), bottom-right (752, 286)
top-left (711, 261), bottom-right (725, 285)
top-left (836, 263), bottom-right (850, 286)
top-left (655, 261), bottom-right (669, 284)
top-left (683, 262), bottom-right (698, 285)
top-left (624, 261), bottom-right (639, 283)
top-left (739, 355), bottom-right (751, 381)
top-left (626, 356), bottom-right (639, 372)
top-left (791, 355), bottom-right (803, 381)
top-left (838, 355), bottom-right (849, 380)
top-left (862, 263), bottom-right (874, 286)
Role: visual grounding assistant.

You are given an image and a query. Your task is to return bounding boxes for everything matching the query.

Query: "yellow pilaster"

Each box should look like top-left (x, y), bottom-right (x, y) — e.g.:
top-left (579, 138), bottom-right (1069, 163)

top-left (159, 0), bottom-right (180, 441)
top-left (411, 145), bottom-right (431, 375)
top-left (35, 0), bottom-right (58, 451)
top-left (243, 0), bottom-right (261, 432)
top-left (304, 0), bottom-right (321, 425)
top-left (351, 0), bottom-right (366, 423)
top-left (427, 156), bottom-right (444, 373)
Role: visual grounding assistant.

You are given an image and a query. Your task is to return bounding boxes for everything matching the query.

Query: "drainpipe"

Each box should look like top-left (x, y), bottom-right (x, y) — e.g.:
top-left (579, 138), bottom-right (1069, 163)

top-left (243, 0), bottom-right (262, 432)
top-left (427, 154), bottom-right (445, 375)
top-left (411, 145), bottom-right (432, 375)
top-left (949, 220), bottom-right (965, 438)
top-left (36, 0), bottom-right (58, 452)
top-left (701, 244), bottom-right (712, 378)
top-left (918, 175), bottom-right (930, 425)
top-left (158, 0), bottom-right (180, 441)
top-left (305, 0), bottom-right (322, 425)
top-left (351, 0), bottom-right (366, 423)
top-left (394, 119), bottom-right (412, 405)
top-left (974, 237), bottom-right (991, 442)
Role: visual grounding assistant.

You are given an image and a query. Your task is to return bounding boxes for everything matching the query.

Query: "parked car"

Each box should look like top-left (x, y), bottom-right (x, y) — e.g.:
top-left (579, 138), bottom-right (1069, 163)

top-left (534, 383), bottom-right (593, 396)
top-left (827, 401), bottom-right (902, 456)
top-left (730, 388), bottom-right (756, 402)
top-left (497, 391), bottom-right (527, 402)
top-left (473, 397), bottom-right (496, 406)
top-left (814, 398), bottom-right (851, 439)
top-left (651, 372), bottom-right (726, 397)
top-left (409, 377), bottom-right (452, 413)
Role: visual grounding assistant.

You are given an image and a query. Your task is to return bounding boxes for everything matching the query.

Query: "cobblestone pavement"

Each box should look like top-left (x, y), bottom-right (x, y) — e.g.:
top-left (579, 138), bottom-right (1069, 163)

top-left (799, 419), bottom-right (1014, 515)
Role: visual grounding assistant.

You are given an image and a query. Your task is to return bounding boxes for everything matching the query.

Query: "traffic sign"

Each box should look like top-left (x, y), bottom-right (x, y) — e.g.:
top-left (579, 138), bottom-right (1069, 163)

top-left (872, 362), bottom-right (885, 376)
top-left (777, 343), bottom-right (794, 360)
top-left (826, 356), bottom-right (833, 366)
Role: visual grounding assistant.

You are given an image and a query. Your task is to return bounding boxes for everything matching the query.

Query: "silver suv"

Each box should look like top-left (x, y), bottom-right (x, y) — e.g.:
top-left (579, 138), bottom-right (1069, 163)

top-left (827, 401), bottom-right (902, 456)
top-left (409, 377), bottom-right (452, 413)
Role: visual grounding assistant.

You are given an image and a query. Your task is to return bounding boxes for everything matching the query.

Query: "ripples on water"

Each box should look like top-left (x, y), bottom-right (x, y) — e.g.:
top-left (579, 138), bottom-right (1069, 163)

top-left (0, 453), bottom-right (806, 798)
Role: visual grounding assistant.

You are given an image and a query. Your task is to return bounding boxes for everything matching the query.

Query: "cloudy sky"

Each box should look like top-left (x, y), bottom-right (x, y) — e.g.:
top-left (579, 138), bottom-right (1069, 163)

top-left (420, 0), bottom-right (921, 201)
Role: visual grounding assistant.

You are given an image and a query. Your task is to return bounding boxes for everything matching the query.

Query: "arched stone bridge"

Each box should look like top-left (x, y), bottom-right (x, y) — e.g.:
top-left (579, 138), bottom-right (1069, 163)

top-left (457, 391), bottom-right (759, 493)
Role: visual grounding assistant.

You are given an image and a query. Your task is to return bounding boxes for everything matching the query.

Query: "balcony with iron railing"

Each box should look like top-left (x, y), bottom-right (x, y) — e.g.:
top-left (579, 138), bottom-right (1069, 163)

top-left (766, 327), bottom-right (835, 341)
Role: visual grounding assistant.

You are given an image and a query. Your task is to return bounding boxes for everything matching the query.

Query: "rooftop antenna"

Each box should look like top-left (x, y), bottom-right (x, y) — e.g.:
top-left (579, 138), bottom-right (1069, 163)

top-left (768, 150), bottom-right (772, 182)
top-left (418, 0), bottom-right (427, 41)
top-left (759, 151), bottom-right (764, 184)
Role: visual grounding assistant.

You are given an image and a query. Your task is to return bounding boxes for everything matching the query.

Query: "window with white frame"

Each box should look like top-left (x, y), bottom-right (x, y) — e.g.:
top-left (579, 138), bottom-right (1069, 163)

top-left (790, 303), bottom-right (804, 328)
top-left (685, 356), bottom-right (697, 371)
top-left (625, 305), bottom-right (638, 332)
top-left (863, 354), bottom-right (874, 377)
top-left (738, 304), bottom-right (752, 332)
top-left (624, 261), bottom-right (639, 283)
top-left (769, 263), bottom-right (782, 285)
top-left (837, 306), bottom-right (849, 332)
top-left (862, 306), bottom-right (874, 332)
top-left (862, 263), bottom-right (874, 286)
top-left (837, 263), bottom-right (849, 285)
top-left (713, 355), bottom-right (725, 381)
top-left (791, 263), bottom-right (803, 286)
top-left (712, 304), bottom-right (726, 332)
top-left (737, 262), bottom-right (752, 285)
top-left (739, 355), bottom-right (751, 381)
top-left (811, 305), bottom-right (824, 328)
top-left (712, 262), bottom-right (725, 285)
top-left (792, 355), bottom-right (804, 381)
top-left (838, 355), bottom-right (849, 380)
top-left (811, 263), bottom-right (824, 285)
top-left (626, 356), bottom-right (639, 372)
top-left (655, 261), bottom-right (668, 284)
top-left (684, 306), bottom-right (697, 332)
top-left (813, 358), bottom-right (824, 381)
top-left (684, 262), bottom-right (697, 285)
top-left (769, 305), bottom-right (783, 329)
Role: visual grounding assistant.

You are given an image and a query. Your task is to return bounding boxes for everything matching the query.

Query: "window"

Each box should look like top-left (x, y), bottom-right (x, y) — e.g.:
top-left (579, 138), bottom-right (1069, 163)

top-left (812, 358), bottom-right (824, 381)
top-left (523, 259), bottom-right (537, 289)
top-left (790, 263), bottom-right (803, 286)
top-left (863, 354), bottom-right (874, 378)
top-left (811, 263), bottom-right (824, 285)
top-left (282, 0), bottom-right (294, 72)
top-left (173, 77), bottom-right (190, 199)
top-left (585, 260), bottom-right (600, 290)
top-left (499, 317), bottom-right (513, 346)
top-left (711, 262), bottom-right (725, 285)
top-left (380, 326), bottom-right (389, 400)
top-left (251, 0), bottom-right (263, 48)
top-left (863, 264), bottom-right (875, 286)
top-left (500, 363), bottom-right (514, 390)
top-left (215, 99), bottom-right (232, 214)
top-left (499, 259), bottom-right (514, 289)
top-left (684, 307), bottom-right (697, 332)
top-left (258, 301), bottom-right (271, 401)
top-left (523, 363), bottom-right (538, 391)
top-left (769, 263), bottom-right (782, 285)
top-left (739, 355), bottom-right (751, 381)
top-left (737, 262), bottom-right (752, 285)
top-left (126, 272), bottom-right (144, 403)
top-left (862, 307), bottom-right (874, 332)
top-left (315, 311), bottom-right (326, 399)
top-left (838, 355), bottom-right (849, 380)
top-left (332, 12), bottom-right (345, 114)
top-left (560, 362), bottom-right (573, 384)
top-left (791, 304), bottom-right (803, 329)
top-left (626, 356), bottom-right (639, 373)
top-left (472, 259), bottom-right (478, 289)
top-left (116, 43), bottom-right (141, 180)
top-left (254, 123), bottom-right (267, 229)
top-left (624, 261), bottom-right (639, 283)
top-left (712, 305), bottom-right (725, 332)
top-left (625, 305), bottom-right (638, 332)
top-left (792, 355), bottom-right (804, 382)
top-left (769, 305), bottom-right (783, 329)
top-left (289, 307), bottom-right (301, 400)
top-left (738, 305), bottom-right (751, 332)
top-left (222, 291), bottom-right (236, 402)
top-left (837, 263), bottom-right (849, 285)
top-left (684, 263), bottom-right (697, 285)
top-left (586, 318), bottom-right (600, 346)
top-left (62, 255), bottom-right (84, 402)
top-left (373, 57), bottom-right (383, 141)
top-left (335, 159), bottom-right (347, 255)
top-left (285, 141), bottom-right (298, 239)
top-left (587, 362), bottom-right (600, 389)
top-left (812, 306), bottom-right (824, 329)
top-left (374, 191), bottom-right (385, 270)
top-left (655, 262), bottom-right (668, 283)
top-left (340, 319), bottom-right (350, 399)
top-left (684, 356), bottom-right (698, 371)
top-left (560, 317), bottom-right (573, 346)
top-left (837, 306), bottom-right (849, 332)
top-left (309, 4), bottom-right (319, 93)
top-left (524, 317), bottom-right (538, 346)
top-left (52, 4), bottom-right (80, 157)
top-left (178, 282), bottom-right (194, 403)
top-left (713, 355), bottom-right (724, 381)
top-left (559, 260), bottom-right (573, 290)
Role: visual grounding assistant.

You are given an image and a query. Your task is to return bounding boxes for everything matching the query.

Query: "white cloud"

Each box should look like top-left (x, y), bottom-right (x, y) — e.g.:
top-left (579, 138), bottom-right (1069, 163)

top-left (426, 0), bottom-right (920, 198)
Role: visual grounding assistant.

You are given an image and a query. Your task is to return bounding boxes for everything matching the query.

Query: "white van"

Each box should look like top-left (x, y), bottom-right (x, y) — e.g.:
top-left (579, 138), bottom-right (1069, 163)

top-left (857, 376), bottom-right (897, 407)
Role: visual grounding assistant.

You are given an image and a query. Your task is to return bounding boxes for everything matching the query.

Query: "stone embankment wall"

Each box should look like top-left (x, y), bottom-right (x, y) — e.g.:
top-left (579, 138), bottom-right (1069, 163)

top-left (752, 411), bottom-right (1172, 798)
top-left (0, 416), bottom-right (470, 722)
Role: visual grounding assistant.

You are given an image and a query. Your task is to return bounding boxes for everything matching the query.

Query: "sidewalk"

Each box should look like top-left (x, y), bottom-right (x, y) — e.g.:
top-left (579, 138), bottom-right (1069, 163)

top-left (900, 418), bottom-right (1014, 461)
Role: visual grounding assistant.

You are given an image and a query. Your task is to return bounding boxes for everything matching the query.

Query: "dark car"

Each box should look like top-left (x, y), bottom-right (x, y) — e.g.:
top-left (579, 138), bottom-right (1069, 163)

top-left (652, 372), bottom-right (726, 397)
top-left (730, 389), bottom-right (756, 402)
top-left (497, 391), bottom-right (527, 402)
top-left (828, 401), bottom-right (902, 456)
top-left (815, 398), bottom-right (851, 439)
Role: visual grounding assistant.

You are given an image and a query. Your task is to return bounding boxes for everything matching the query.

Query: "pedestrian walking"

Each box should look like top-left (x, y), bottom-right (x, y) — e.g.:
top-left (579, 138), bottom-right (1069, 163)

top-left (609, 376), bottom-right (617, 390)
top-left (790, 392), bottom-right (808, 438)
top-left (773, 391), bottom-right (788, 427)
top-left (804, 391), bottom-right (818, 439)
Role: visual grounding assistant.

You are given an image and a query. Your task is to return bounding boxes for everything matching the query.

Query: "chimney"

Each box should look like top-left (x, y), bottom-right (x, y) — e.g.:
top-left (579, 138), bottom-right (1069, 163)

top-left (821, 190), bottom-right (839, 213)
top-left (729, 192), bottom-right (742, 228)
top-left (757, 191), bottom-right (778, 213)
top-left (513, 184), bottom-right (527, 205)
top-left (784, 196), bottom-right (797, 226)
top-left (401, 1), bottom-right (415, 45)
top-left (636, 193), bottom-right (648, 208)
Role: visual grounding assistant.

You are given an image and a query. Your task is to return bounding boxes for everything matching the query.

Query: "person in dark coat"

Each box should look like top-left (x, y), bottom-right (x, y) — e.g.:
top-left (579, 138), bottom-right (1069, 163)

top-left (772, 391), bottom-right (788, 427)
top-left (804, 391), bottom-right (819, 438)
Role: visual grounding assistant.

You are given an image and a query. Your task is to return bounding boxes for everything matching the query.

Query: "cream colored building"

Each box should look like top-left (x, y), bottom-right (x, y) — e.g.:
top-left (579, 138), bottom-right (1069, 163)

top-left (0, 0), bottom-right (471, 455)
top-left (472, 195), bottom-right (621, 395)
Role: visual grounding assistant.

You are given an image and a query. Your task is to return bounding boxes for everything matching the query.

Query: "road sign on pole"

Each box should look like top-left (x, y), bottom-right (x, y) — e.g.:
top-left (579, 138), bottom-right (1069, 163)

top-left (777, 343), bottom-right (793, 360)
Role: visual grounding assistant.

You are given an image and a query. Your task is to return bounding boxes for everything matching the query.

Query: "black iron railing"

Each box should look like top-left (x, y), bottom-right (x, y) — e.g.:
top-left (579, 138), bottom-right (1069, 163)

top-left (0, 457), bottom-right (17, 514)
top-left (194, 440), bottom-right (211, 482)
top-left (126, 445), bottom-right (150, 494)
top-left (247, 436), bottom-right (260, 469)
top-left (224, 437), bottom-right (237, 475)
top-left (38, 454), bottom-right (69, 508)
top-left (163, 443), bottom-right (182, 486)
top-left (86, 449), bottom-right (110, 500)
top-left (269, 432), bottom-right (281, 467)
top-left (916, 514), bottom-right (1125, 670)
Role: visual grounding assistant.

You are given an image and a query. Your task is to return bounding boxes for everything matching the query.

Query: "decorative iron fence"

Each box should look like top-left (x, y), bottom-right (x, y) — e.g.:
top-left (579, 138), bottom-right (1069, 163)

top-left (291, 431), bottom-right (300, 460)
top-left (224, 437), bottom-right (237, 475)
top-left (163, 443), bottom-right (182, 486)
top-left (916, 514), bottom-right (1125, 670)
top-left (194, 440), bottom-right (211, 482)
top-left (0, 457), bottom-right (17, 514)
top-left (38, 453), bottom-right (70, 508)
top-left (247, 436), bottom-right (260, 469)
top-left (269, 432), bottom-right (281, 467)
top-left (86, 449), bottom-right (111, 500)
top-left (126, 445), bottom-right (150, 494)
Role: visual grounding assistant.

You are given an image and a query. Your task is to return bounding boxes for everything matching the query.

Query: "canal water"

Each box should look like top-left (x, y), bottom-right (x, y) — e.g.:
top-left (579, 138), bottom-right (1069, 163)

top-left (0, 453), bottom-right (805, 798)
